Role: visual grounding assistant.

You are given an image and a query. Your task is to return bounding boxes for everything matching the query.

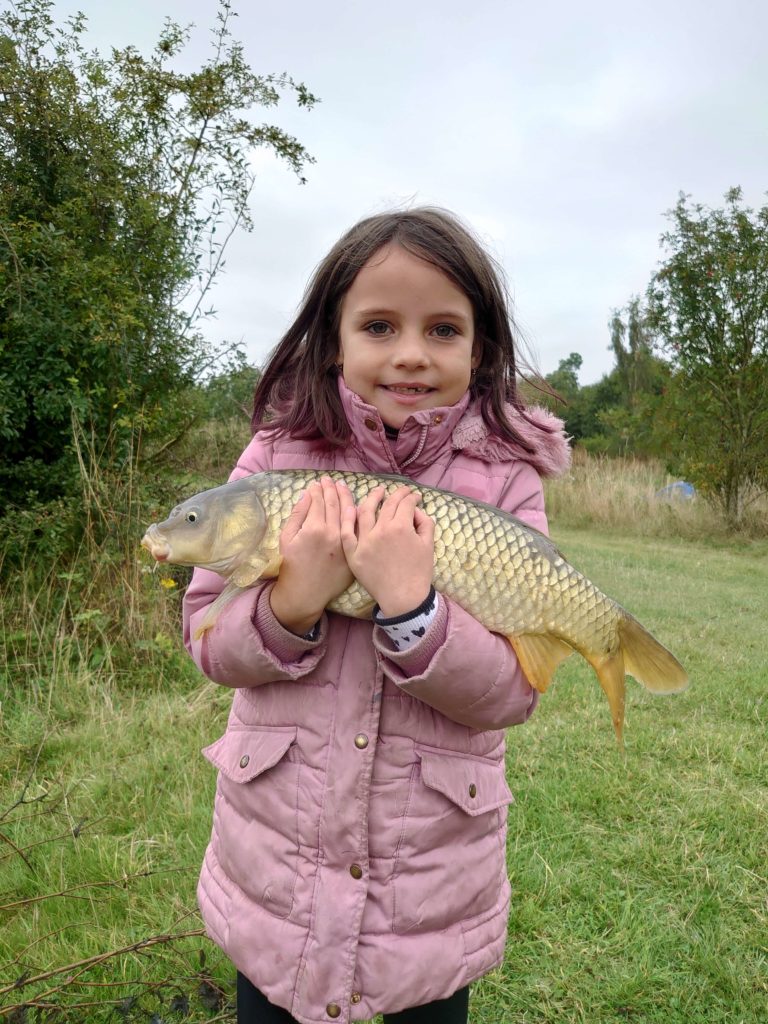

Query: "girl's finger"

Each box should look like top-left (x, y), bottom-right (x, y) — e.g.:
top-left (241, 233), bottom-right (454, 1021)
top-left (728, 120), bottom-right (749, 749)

top-left (337, 482), bottom-right (356, 536)
top-left (388, 487), bottom-right (421, 524)
top-left (376, 485), bottom-right (413, 523)
top-left (339, 502), bottom-right (358, 558)
top-left (320, 476), bottom-right (340, 526)
top-left (281, 489), bottom-right (311, 544)
top-left (303, 482), bottom-right (326, 526)
top-left (413, 506), bottom-right (435, 538)
top-left (338, 484), bottom-right (359, 555)
top-left (356, 485), bottom-right (386, 535)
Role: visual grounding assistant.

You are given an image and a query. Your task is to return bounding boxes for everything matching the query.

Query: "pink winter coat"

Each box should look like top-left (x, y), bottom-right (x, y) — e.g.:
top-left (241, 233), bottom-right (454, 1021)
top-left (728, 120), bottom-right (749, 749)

top-left (183, 379), bottom-right (570, 1024)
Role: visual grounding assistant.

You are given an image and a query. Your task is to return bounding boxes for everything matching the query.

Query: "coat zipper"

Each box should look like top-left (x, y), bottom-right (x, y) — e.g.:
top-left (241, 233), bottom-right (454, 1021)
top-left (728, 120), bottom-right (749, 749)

top-left (400, 424), bottom-right (429, 470)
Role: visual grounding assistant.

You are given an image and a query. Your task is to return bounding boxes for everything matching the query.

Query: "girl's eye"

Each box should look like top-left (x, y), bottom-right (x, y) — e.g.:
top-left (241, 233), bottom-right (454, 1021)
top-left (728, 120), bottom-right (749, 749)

top-left (433, 324), bottom-right (458, 339)
top-left (186, 511), bottom-right (198, 524)
top-left (365, 321), bottom-right (391, 337)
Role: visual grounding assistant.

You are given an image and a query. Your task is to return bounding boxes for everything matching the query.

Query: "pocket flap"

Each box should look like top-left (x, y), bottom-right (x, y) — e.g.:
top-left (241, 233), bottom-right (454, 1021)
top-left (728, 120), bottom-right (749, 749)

top-left (416, 747), bottom-right (514, 816)
top-left (202, 726), bottom-right (297, 783)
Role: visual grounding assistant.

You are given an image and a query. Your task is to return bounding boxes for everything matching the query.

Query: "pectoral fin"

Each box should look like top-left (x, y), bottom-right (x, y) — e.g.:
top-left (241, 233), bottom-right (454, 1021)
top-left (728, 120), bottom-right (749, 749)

top-left (231, 550), bottom-right (282, 587)
top-left (508, 632), bottom-right (575, 693)
top-left (193, 581), bottom-right (245, 640)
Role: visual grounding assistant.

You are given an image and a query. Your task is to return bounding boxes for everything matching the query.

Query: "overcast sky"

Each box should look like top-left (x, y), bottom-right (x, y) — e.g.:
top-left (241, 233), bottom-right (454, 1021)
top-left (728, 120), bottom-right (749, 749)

top-left (53, 0), bottom-right (768, 384)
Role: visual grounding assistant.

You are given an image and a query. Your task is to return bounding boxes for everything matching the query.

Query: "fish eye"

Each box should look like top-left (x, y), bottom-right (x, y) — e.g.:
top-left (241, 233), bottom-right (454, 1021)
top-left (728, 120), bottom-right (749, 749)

top-left (186, 511), bottom-right (198, 524)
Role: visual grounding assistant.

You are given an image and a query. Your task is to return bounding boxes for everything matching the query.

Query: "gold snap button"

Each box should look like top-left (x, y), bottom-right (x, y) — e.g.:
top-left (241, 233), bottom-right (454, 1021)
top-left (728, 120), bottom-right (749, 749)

top-left (354, 733), bottom-right (369, 749)
top-left (351, 992), bottom-right (361, 1004)
top-left (433, 414), bottom-right (443, 424)
top-left (364, 417), bottom-right (377, 430)
top-left (349, 863), bottom-right (363, 879)
top-left (326, 1003), bottom-right (341, 1018)
top-left (239, 755), bottom-right (250, 769)
top-left (468, 783), bottom-right (477, 798)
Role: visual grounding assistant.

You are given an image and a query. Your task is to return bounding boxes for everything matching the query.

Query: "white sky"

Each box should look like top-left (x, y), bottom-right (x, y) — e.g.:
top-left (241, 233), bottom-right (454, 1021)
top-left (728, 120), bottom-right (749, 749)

top-left (53, 0), bottom-right (768, 383)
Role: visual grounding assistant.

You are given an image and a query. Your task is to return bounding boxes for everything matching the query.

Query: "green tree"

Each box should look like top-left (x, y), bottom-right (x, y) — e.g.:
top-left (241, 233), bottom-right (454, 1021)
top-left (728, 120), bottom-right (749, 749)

top-left (600, 298), bottom-right (670, 457)
top-left (608, 297), bottom-right (663, 407)
top-left (543, 352), bottom-right (603, 443)
top-left (546, 351), bottom-right (583, 400)
top-left (0, 0), bottom-right (316, 506)
top-left (647, 188), bottom-right (768, 525)
top-left (543, 353), bottom-right (627, 449)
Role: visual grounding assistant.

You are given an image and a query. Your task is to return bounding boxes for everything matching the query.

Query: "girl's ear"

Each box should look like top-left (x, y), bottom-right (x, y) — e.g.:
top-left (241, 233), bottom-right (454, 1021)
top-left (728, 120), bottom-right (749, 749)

top-left (471, 343), bottom-right (482, 370)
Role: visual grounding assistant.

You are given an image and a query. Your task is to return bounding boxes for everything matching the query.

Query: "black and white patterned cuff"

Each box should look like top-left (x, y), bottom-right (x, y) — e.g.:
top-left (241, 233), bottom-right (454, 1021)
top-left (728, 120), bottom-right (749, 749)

top-left (372, 588), bottom-right (439, 651)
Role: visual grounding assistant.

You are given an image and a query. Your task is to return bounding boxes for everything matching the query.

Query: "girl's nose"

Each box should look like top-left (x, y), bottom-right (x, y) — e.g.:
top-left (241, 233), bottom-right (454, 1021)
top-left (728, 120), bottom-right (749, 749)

top-left (392, 331), bottom-right (430, 367)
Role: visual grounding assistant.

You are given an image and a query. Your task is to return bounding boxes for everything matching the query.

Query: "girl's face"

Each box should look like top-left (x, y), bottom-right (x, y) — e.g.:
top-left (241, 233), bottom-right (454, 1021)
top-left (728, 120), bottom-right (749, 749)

top-left (337, 244), bottom-right (479, 430)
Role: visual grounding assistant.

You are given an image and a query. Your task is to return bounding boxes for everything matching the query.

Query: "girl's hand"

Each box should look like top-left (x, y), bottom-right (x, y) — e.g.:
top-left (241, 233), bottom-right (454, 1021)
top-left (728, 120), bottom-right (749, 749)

top-left (340, 485), bottom-right (435, 618)
top-left (269, 477), bottom-right (354, 635)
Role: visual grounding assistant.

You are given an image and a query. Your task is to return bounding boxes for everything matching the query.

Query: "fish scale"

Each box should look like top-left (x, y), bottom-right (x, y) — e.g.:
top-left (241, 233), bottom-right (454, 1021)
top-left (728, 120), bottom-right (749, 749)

top-left (246, 471), bottom-right (657, 692)
top-left (142, 468), bottom-right (688, 740)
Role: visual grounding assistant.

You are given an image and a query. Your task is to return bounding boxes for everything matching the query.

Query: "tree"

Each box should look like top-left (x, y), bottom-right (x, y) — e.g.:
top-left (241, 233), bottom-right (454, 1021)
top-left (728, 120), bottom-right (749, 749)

top-left (542, 353), bottom-right (627, 449)
top-left (601, 298), bottom-right (671, 457)
top-left (608, 297), bottom-right (663, 407)
top-left (647, 188), bottom-right (768, 525)
top-left (546, 351), bottom-right (582, 401)
top-left (0, 0), bottom-right (316, 506)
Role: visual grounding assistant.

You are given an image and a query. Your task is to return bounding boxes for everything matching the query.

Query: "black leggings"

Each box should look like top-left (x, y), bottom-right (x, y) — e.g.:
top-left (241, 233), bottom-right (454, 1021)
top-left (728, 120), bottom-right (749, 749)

top-left (236, 972), bottom-right (469, 1023)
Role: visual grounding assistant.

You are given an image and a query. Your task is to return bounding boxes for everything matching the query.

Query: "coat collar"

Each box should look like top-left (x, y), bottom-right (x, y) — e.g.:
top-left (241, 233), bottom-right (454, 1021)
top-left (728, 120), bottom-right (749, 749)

top-left (336, 377), bottom-right (571, 478)
top-left (337, 376), bottom-right (470, 475)
top-left (451, 401), bottom-right (571, 478)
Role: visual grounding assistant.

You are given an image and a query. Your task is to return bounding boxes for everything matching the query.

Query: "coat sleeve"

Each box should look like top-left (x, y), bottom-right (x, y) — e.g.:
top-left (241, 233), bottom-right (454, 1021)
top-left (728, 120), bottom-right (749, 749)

top-left (372, 461), bottom-right (546, 730)
top-left (182, 435), bottom-right (330, 688)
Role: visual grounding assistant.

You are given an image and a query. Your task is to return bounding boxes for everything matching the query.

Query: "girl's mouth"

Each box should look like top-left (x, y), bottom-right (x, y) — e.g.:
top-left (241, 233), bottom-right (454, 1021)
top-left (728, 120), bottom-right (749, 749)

top-left (383, 385), bottom-right (434, 395)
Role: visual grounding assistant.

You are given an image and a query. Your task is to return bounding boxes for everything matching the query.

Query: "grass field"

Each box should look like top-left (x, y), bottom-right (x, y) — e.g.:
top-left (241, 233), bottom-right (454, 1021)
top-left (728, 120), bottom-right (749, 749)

top-left (2, 510), bottom-right (767, 1021)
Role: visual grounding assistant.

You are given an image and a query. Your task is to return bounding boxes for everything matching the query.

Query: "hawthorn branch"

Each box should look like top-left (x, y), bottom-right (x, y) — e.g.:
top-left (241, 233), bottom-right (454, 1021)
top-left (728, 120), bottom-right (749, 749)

top-left (0, 928), bottom-right (207, 1006)
top-left (0, 866), bottom-right (192, 912)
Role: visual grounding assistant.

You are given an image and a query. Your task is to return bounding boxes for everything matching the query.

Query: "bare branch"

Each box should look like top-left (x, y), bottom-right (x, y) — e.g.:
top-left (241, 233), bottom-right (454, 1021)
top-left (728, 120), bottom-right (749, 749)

top-left (0, 928), bottom-right (206, 1002)
top-left (0, 866), bottom-right (192, 912)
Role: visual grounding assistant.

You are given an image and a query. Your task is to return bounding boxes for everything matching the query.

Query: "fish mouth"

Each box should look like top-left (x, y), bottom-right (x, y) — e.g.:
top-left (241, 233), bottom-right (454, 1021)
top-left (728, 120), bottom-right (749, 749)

top-left (141, 527), bottom-right (171, 563)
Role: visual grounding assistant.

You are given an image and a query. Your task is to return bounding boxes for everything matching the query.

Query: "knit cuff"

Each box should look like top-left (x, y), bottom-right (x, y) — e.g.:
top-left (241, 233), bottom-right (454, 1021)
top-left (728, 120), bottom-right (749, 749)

top-left (251, 583), bottom-right (326, 662)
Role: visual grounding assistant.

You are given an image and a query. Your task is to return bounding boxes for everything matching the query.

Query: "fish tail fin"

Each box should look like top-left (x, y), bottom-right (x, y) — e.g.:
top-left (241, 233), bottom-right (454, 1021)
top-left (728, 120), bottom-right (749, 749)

top-left (619, 615), bottom-right (689, 694)
top-left (193, 581), bottom-right (246, 640)
top-left (508, 633), bottom-right (575, 693)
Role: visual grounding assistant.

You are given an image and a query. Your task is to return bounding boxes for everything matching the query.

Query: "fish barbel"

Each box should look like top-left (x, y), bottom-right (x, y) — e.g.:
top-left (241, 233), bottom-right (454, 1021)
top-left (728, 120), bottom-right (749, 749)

top-left (142, 469), bottom-right (688, 740)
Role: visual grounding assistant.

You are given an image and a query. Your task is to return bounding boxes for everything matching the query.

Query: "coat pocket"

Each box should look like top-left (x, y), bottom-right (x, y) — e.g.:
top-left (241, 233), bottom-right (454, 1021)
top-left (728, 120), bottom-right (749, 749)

top-left (392, 746), bottom-right (514, 935)
top-left (203, 725), bottom-right (300, 919)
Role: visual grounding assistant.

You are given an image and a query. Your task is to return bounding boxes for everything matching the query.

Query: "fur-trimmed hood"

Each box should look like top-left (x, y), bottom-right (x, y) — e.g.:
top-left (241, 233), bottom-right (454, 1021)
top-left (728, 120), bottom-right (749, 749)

top-left (452, 404), bottom-right (571, 478)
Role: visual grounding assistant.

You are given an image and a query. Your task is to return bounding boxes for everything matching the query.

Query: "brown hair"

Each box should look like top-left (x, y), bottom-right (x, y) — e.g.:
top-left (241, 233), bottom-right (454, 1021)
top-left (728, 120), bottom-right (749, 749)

top-left (251, 207), bottom-right (548, 450)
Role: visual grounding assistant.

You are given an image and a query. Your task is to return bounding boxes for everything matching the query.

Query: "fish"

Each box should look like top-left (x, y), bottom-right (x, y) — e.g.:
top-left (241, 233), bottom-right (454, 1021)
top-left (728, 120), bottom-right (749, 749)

top-left (141, 469), bottom-right (689, 741)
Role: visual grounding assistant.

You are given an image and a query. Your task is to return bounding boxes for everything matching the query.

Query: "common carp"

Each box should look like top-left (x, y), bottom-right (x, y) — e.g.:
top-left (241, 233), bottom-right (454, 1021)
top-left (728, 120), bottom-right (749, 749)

top-left (142, 469), bottom-right (688, 740)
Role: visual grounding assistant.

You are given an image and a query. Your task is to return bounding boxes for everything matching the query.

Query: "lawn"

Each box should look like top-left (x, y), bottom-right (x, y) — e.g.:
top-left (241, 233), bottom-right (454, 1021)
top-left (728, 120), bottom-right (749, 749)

top-left (1, 527), bottom-right (766, 1022)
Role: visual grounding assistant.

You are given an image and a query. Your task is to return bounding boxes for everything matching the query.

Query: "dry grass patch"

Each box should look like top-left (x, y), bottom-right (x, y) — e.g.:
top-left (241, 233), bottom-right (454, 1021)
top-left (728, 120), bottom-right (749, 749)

top-left (545, 450), bottom-right (768, 540)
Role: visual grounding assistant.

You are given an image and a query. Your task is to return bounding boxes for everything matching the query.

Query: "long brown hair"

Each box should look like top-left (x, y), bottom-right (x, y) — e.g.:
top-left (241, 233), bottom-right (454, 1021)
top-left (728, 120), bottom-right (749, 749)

top-left (252, 207), bottom-right (548, 450)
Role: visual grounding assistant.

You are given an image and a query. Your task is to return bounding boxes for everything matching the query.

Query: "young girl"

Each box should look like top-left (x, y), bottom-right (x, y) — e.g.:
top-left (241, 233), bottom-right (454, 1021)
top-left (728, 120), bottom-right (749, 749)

top-left (183, 208), bottom-right (570, 1024)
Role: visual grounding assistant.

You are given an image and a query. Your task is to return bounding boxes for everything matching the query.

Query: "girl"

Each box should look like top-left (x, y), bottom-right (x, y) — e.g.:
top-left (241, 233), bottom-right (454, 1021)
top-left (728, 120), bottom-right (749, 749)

top-left (183, 208), bottom-right (570, 1024)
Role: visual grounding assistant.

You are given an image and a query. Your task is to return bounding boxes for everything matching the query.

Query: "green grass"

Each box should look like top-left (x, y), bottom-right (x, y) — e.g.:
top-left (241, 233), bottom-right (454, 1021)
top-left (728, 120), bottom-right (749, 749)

top-left (1, 527), bottom-right (766, 1022)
